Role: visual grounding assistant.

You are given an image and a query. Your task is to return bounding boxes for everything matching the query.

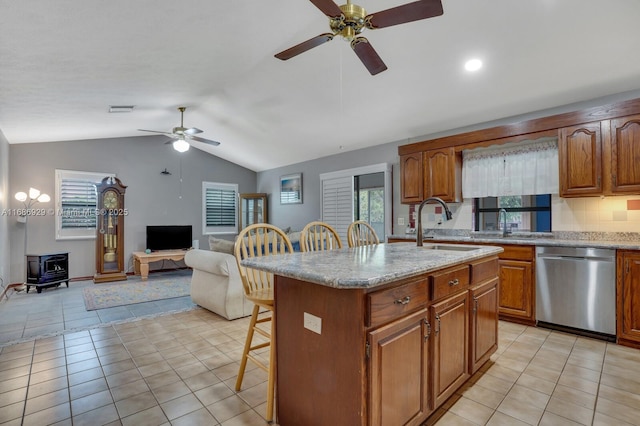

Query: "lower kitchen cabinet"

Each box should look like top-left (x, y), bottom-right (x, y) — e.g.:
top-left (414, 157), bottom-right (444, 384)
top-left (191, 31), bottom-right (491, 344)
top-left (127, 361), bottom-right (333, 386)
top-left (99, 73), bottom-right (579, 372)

top-left (498, 245), bottom-right (535, 325)
top-left (470, 277), bottom-right (499, 374)
top-left (273, 252), bottom-right (499, 426)
top-left (431, 291), bottom-right (469, 408)
top-left (617, 250), bottom-right (640, 348)
top-left (368, 309), bottom-right (431, 426)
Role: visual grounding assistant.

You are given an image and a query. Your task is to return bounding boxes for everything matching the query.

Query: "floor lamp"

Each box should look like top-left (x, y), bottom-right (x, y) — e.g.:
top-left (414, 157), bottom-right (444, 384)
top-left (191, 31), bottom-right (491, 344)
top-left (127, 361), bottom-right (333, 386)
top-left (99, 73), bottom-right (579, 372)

top-left (1, 187), bottom-right (50, 299)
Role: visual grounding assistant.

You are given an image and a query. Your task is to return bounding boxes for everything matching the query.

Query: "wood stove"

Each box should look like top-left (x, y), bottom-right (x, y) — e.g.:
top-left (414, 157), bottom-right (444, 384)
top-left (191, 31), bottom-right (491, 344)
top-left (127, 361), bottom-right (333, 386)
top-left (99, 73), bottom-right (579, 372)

top-left (26, 252), bottom-right (69, 293)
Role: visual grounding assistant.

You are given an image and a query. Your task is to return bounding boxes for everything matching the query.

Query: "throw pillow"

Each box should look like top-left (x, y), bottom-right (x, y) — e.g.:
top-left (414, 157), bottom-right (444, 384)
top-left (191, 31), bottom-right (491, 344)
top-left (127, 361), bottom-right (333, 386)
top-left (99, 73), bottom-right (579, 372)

top-left (209, 236), bottom-right (235, 255)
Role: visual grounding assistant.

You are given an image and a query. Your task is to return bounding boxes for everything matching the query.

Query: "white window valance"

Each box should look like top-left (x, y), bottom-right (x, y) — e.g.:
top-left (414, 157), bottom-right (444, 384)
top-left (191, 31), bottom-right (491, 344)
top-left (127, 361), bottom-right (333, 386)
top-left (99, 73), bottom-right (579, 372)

top-left (462, 138), bottom-right (559, 198)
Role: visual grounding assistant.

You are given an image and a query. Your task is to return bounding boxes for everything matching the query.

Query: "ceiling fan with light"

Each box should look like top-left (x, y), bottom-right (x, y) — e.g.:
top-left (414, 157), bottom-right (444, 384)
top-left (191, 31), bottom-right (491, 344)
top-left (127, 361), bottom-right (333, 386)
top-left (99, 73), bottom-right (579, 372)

top-left (138, 107), bottom-right (221, 152)
top-left (275, 0), bottom-right (443, 75)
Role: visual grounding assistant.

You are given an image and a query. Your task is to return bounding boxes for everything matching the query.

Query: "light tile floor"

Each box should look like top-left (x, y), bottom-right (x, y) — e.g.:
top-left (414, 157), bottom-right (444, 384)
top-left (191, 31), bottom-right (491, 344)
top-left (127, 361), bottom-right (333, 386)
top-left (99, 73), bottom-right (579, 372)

top-left (1, 275), bottom-right (640, 425)
top-left (0, 270), bottom-right (196, 346)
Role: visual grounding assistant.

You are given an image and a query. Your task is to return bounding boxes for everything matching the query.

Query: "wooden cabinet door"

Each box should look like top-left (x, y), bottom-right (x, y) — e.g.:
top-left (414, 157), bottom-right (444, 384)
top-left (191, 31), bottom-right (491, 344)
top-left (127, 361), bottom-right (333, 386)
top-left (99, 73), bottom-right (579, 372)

top-left (559, 122), bottom-right (603, 196)
top-left (470, 278), bottom-right (499, 374)
top-left (423, 147), bottom-right (461, 203)
top-left (610, 114), bottom-right (640, 194)
top-left (368, 309), bottom-right (431, 426)
top-left (400, 152), bottom-right (424, 204)
top-left (617, 251), bottom-right (640, 347)
top-left (498, 259), bottom-right (534, 324)
top-left (431, 291), bottom-right (469, 408)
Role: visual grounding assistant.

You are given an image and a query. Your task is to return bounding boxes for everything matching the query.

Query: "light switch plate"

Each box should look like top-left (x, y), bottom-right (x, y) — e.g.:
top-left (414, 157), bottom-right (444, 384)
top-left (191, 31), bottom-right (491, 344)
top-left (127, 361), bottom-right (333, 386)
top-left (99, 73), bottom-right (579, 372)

top-left (303, 312), bottom-right (322, 334)
top-left (398, 217), bottom-right (405, 225)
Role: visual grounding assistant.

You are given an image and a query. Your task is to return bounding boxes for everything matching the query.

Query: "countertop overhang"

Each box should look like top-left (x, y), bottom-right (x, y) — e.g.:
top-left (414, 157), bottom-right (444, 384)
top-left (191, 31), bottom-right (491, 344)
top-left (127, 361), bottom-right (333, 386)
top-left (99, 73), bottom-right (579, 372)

top-left (241, 242), bottom-right (503, 290)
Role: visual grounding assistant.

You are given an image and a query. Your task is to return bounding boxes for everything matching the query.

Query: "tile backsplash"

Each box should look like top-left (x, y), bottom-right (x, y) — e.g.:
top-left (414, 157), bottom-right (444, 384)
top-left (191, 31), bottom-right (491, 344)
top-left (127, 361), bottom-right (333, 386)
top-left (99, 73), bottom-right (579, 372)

top-left (552, 195), bottom-right (640, 232)
top-left (411, 195), bottom-right (640, 233)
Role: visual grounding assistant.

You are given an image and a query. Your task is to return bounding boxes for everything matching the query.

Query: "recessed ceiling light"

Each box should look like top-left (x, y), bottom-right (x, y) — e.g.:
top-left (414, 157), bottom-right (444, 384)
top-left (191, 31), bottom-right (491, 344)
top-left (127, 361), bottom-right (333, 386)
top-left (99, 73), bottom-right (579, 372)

top-left (109, 105), bottom-right (135, 113)
top-left (464, 59), bottom-right (482, 72)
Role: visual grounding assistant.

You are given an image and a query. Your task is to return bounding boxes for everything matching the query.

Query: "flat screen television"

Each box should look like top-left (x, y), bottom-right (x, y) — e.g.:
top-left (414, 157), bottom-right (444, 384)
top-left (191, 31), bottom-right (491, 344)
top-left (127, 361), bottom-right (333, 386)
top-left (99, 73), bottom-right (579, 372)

top-left (146, 225), bottom-right (192, 251)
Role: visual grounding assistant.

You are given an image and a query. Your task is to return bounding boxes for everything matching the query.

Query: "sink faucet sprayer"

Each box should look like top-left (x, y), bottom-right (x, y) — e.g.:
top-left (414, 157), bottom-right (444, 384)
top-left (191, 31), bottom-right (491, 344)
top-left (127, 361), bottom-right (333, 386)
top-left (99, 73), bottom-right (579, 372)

top-left (416, 197), bottom-right (453, 247)
top-left (498, 208), bottom-right (511, 237)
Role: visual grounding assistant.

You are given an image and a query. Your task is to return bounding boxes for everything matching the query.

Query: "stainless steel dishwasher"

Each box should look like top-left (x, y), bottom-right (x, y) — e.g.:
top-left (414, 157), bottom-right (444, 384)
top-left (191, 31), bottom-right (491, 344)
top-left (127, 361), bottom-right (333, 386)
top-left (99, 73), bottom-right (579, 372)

top-left (536, 246), bottom-right (616, 340)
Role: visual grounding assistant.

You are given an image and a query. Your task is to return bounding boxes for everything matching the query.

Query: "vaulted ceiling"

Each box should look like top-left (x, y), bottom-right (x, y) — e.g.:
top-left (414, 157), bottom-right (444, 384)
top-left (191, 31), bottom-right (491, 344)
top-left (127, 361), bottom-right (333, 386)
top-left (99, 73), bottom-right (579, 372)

top-left (1, 0), bottom-right (639, 171)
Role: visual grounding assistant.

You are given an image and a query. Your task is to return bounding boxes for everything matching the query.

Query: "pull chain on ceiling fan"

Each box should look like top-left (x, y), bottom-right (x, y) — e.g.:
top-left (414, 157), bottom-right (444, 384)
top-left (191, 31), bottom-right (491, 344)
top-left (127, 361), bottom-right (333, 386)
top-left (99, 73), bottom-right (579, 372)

top-left (275, 0), bottom-right (444, 75)
top-left (138, 107), bottom-right (221, 152)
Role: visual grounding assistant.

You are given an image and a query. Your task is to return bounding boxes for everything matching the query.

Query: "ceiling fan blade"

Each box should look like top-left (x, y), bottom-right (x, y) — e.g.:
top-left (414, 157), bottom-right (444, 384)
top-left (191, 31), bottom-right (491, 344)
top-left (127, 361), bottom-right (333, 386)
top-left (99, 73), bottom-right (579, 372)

top-left (351, 37), bottom-right (387, 75)
top-left (275, 33), bottom-right (334, 60)
top-left (184, 127), bottom-right (203, 135)
top-left (189, 135), bottom-right (221, 146)
top-left (309, 0), bottom-right (342, 17)
top-left (138, 129), bottom-right (174, 135)
top-left (366, 0), bottom-right (443, 29)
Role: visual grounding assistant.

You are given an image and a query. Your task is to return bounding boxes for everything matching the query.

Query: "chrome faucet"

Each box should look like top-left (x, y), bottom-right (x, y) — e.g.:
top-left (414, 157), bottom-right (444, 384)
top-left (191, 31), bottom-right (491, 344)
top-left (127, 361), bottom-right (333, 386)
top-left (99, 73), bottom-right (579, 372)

top-left (498, 208), bottom-right (511, 237)
top-left (416, 197), bottom-right (453, 247)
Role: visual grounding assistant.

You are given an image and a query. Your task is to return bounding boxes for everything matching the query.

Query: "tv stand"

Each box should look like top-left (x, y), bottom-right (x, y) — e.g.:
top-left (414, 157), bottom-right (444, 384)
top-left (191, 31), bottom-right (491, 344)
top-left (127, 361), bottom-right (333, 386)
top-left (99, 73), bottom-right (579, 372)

top-left (132, 250), bottom-right (189, 280)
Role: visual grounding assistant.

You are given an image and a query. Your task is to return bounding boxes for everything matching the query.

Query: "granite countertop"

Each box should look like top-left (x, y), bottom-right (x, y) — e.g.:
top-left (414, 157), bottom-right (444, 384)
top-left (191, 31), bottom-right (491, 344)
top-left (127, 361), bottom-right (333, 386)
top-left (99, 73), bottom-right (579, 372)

top-left (389, 232), bottom-right (640, 250)
top-left (241, 242), bottom-right (503, 290)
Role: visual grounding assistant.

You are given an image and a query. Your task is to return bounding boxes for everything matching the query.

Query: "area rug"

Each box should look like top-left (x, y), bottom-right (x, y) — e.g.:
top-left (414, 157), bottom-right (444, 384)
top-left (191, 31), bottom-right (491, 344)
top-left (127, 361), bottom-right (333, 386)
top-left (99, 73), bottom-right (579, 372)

top-left (83, 276), bottom-right (191, 310)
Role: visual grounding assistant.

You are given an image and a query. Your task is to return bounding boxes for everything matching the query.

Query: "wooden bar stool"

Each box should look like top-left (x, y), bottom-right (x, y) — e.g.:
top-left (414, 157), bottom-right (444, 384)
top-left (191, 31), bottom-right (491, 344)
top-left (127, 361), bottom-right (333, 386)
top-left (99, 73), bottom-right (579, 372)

top-left (234, 223), bottom-right (293, 422)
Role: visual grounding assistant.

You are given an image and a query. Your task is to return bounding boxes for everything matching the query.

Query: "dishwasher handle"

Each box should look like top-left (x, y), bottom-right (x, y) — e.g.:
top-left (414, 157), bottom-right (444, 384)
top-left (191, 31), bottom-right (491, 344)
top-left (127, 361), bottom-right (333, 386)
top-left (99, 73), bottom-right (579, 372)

top-left (537, 254), bottom-right (614, 262)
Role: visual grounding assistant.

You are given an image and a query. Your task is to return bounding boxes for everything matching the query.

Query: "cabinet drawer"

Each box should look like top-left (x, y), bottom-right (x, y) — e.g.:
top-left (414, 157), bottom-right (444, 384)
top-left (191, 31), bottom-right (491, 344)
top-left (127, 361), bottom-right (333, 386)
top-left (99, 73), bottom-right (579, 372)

top-left (470, 257), bottom-right (499, 285)
top-left (499, 245), bottom-right (534, 261)
top-left (368, 280), bottom-right (428, 327)
top-left (431, 264), bottom-right (470, 301)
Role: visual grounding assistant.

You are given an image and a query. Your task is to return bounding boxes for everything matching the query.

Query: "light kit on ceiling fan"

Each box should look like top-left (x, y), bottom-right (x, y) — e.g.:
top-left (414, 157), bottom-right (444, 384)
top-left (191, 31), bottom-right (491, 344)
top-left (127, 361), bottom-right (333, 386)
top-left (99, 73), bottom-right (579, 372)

top-left (275, 0), bottom-right (444, 75)
top-left (172, 135), bottom-right (190, 153)
top-left (137, 106), bottom-right (221, 152)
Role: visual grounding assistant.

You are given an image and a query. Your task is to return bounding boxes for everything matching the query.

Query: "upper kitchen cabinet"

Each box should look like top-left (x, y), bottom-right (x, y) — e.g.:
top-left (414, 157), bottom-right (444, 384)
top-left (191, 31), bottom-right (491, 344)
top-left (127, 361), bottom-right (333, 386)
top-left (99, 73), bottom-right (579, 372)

top-left (423, 148), bottom-right (462, 203)
top-left (558, 122), bottom-right (603, 197)
top-left (399, 148), bottom-right (461, 204)
top-left (400, 152), bottom-right (423, 203)
top-left (559, 115), bottom-right (640, 197)
top-left (610, 114), bottom-right (640, 194)
top-left (398, 98), bottom-right (640, 202)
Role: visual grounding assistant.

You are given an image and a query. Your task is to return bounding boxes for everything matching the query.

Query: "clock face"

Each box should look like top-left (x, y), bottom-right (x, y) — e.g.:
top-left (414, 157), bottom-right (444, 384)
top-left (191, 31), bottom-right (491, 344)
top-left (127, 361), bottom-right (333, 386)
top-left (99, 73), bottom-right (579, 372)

top-left (103, 191), bottom-right (118, 209)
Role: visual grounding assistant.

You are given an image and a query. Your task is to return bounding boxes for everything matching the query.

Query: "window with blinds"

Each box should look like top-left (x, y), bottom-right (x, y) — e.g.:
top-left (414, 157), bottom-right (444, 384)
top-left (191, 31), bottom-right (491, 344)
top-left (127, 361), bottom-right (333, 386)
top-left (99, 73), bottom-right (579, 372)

top-left (202, 182), bottom-right (238, 235)
top-left (55, 170), bottom-right (114, 240)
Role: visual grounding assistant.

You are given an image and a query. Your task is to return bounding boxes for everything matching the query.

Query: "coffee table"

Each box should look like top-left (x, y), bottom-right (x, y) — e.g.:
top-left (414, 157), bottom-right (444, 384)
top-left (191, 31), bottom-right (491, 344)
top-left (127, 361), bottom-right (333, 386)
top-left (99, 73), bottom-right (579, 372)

top-left (132, 250), bottom-right (189, 280)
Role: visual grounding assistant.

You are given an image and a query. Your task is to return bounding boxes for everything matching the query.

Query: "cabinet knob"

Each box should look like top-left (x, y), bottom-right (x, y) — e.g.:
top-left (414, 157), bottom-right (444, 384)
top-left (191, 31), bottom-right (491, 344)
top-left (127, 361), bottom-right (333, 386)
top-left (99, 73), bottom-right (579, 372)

top-left (448, 278), bottom-right (459, 287)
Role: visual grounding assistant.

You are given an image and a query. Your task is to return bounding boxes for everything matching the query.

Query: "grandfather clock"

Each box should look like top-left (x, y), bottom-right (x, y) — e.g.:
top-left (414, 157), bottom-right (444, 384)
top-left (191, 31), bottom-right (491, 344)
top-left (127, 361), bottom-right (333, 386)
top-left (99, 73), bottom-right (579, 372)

top-left (94, 176), bottom-right (127, 283)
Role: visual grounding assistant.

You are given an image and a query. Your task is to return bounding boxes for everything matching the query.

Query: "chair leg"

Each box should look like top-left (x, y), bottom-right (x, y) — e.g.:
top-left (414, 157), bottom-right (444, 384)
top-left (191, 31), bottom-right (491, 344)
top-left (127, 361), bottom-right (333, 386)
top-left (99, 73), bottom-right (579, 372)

top-left (236, 304), bottom-right (260, 391)
top-left (266, 309), bottom-right (276, 422)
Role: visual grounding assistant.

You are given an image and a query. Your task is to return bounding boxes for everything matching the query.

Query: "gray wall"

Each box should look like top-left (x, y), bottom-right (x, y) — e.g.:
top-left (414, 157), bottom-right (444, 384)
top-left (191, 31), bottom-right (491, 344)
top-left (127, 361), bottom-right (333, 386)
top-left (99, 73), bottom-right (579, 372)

top-left (8, 135), bottom-right (256, 282)
top-left (257, 88), bottom-right (640, 234)
top-left (0, 130), bottom-right (9, 286)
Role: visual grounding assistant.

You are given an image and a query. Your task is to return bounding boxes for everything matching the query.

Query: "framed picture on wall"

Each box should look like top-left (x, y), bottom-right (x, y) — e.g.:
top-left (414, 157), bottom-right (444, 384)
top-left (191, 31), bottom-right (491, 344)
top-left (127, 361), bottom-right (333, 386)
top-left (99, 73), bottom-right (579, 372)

top-left (280, 173), bottom-right (303, 204)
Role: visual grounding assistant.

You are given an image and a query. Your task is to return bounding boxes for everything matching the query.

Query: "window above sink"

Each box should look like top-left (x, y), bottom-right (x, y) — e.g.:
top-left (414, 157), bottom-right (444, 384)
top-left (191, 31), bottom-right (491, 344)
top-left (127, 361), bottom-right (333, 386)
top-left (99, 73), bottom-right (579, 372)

top-left (473, 195), bottom-right (552, 233)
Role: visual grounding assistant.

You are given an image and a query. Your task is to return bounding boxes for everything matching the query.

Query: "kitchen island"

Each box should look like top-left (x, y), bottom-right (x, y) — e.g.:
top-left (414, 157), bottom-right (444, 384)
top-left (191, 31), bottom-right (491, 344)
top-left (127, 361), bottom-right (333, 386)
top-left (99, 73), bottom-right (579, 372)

top-left (242, 242), bottom-right (503, 426)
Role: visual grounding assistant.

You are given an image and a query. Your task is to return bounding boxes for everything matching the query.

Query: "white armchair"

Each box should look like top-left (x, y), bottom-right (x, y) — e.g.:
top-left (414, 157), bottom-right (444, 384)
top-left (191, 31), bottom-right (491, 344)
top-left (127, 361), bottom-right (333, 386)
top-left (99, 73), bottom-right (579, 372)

top-left (184, 249), bottom-right (254, 320)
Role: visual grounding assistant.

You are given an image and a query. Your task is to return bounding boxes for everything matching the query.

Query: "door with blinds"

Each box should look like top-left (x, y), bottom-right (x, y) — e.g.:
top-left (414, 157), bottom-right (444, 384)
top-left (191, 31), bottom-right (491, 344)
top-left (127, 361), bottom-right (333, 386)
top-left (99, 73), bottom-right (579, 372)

top-left (320, 163), bottom-right (391, 244)
top-left (321, 176), bottom-right (353, 243)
